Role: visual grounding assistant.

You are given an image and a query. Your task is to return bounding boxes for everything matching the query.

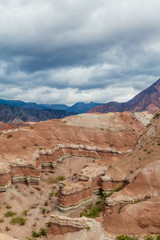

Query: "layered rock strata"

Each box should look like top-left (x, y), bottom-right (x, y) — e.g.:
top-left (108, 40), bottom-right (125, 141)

top-left (47, 215), bottom-right (93, 235)
top-left (58, 166), bottom-right (106, 212)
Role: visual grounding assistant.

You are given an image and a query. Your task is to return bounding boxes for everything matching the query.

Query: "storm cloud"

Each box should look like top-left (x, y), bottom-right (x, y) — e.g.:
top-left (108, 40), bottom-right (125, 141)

top-left (0, 0), bottom-right (160, 105)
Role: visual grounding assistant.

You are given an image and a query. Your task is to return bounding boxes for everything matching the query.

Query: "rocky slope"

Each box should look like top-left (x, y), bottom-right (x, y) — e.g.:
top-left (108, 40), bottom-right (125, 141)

top-left (89, 78), bottom-right (160, 114)
top-left (102, 111), bottom-right (160, 236)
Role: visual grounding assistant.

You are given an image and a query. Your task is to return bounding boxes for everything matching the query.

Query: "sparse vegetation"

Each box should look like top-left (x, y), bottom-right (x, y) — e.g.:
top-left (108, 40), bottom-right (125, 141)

top-left (109, 143), bottom-right (114, 147)
top-left (49, 175), bottom-right (65, 183)
top-left (40, 207), bottom-right (46, 214)
top-left (10, 216), bottom-right (26, 225)
top-left (22, 210), bottom-right (29, 216)
top-left (55, 191), bottom-right (58, 197)
top-left (0, 218), bottom-right (4, 222)
top-left (49, 192), bottom-right (54, 198)
top-left (46, 221), bottom-right (51, 227)
top-left (6, 205), bottom-right (11, 209)
top-left (7, 134), bottom-right (12, 138)
top-left (80, 200), bottom-right (105, 218)
top-left (4, 211), bottom-right (16, 218)
top-left (157, 235), bottom-right (160, 240)
top-left (144, 236), bottom-right (154, 240)
top-left (44, 201), bottom-right (48, 206)
top-left (32, 228), bottom-right (47, 238)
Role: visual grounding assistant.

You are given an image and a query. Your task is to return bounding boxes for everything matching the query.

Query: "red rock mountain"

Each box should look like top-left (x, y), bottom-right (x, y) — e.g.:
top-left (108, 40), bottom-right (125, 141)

top-left (89, 78), bottom-right (160, 113)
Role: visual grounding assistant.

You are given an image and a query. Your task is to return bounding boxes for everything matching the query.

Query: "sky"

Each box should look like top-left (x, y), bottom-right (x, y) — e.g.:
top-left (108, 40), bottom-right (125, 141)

top-left (0, 0), bottom-right (160, 105)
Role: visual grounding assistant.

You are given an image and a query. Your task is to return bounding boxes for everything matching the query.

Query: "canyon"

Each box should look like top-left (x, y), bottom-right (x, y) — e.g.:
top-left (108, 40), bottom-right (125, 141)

top-left (0, 110), bottom-right (159, 239)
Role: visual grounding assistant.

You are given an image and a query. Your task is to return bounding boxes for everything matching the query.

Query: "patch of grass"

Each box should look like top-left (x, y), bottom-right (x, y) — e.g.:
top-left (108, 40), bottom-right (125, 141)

top-left (157, 235), bottom-right (160, 240)
top-left (49, 175), bottom-right (65, 183)
top-left (0, 218), bottom-right (4, 222)
top-left (7, 134), bottom-right (12, 138)
top-left (144, 236), bottom-right (154, 240)
top-left (10, 216), bottom-right (26, 225)
top-left (4, 211), bottom-right (16, 218)
top-left (116, 235), bottom-right (138, 240)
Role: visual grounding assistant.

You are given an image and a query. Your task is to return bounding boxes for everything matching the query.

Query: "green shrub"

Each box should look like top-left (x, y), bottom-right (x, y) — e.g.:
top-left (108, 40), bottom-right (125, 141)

top-left (157, 236), bottom-right (160, 240)
top-left (32, 230), bottom-right (41, 238)
top-left (6, 205), bottom-right (11, 209)
top-left (44, 201), bottom-right (48, 206)
top-left (4, 211), bottom-right (16, 217)
top-left (7, 134), bottom-right (12, 138)
top-left (22, 210), bottom-right (29, 216)
top-left (32, 228), bottom-right (47, 238)
top-left (116, 235), bottom-right (138, 240)
top-left (46, 222), bottom-right (51, 227)
top-left (10, 216), bottom-right (26, 225)
top-left (5, 226), bottom-right (10, 231)
top-left (85, 226), bottom-right (90, 230)
top-left (39, 228), bottom-right (47, 236)
top-left (40, 208), bottom-right (46, 214)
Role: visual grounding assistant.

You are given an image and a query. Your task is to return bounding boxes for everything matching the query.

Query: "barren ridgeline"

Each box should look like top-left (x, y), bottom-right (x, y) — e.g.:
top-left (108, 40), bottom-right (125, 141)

top-left (1, 111), bottom-right (160, 239)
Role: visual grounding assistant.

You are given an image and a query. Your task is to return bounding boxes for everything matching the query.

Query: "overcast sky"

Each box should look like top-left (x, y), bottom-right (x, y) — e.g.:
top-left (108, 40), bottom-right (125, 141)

top-left (0, 0), bottom-right (160, 105)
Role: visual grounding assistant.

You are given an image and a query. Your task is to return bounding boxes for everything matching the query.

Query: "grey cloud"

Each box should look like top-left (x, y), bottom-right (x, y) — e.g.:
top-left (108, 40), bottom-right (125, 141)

top-left (0, 0), bottom-right (160, 104)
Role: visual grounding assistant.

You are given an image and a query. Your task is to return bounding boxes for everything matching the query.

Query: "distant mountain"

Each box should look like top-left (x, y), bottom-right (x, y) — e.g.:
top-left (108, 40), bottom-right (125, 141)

top-left (89, 79), bottom-right (160, 114)
top-left (39, 104), bottom-right (68, 111)
top-left (67, 102), bottom-right (101, 114)
top-left (0, 99), bottom-right (101, 113)
top-left (0, 104), bottom-right (76, 123)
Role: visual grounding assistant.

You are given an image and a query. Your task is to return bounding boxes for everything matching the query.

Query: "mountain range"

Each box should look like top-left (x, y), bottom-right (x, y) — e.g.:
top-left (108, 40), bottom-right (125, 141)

top-left (0, 79), bottom-right (160, 124)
